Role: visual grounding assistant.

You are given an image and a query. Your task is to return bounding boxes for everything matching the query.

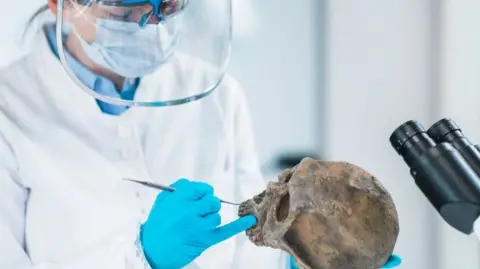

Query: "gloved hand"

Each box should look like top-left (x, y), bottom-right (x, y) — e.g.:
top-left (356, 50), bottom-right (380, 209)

top-left (140, 178), bottom-right (256, 269)
top-left (289, 254), bottom-right (402, 269)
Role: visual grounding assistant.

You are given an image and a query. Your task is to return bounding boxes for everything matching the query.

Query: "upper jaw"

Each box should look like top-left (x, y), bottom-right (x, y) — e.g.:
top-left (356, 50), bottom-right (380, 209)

top-left (238, 191), bottom-right (267, 246)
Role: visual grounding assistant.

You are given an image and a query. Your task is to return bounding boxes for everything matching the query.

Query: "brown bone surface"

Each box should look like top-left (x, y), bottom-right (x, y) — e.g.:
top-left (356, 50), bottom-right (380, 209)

top-left (238, 157), bottom-right (399, 269)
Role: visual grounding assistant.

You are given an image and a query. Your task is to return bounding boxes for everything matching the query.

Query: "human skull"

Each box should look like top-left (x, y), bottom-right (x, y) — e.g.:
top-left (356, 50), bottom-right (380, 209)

top-left (238, 157), bottom-right (399, 269)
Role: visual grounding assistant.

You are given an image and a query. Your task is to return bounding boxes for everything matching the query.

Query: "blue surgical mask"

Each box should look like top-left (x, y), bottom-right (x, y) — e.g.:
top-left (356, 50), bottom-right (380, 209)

top-left (76, 18), bottom-right (182, 78)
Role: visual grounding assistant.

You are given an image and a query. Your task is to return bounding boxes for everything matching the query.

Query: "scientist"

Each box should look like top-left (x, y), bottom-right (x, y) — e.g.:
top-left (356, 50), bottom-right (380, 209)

top-left (0, 0), bottom-right (400, 268)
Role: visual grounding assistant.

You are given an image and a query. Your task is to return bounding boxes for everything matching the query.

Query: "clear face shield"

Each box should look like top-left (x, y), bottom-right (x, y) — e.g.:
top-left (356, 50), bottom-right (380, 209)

top-left (56, 0), bottom-right (232, 107)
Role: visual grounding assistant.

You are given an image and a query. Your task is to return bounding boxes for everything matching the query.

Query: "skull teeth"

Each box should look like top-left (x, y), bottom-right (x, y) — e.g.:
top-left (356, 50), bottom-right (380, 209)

top-left (238, 202), bottom-right (249, 216)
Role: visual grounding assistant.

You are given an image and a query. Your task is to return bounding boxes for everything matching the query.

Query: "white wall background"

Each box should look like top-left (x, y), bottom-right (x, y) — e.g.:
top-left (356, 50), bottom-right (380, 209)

top-left (228, 0), bottom-right (323, 169)
top-left (323, 1), bottom-right (438, 268)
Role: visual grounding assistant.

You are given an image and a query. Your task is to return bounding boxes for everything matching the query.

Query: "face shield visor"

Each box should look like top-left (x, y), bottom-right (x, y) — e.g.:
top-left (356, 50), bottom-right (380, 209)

top-left (56, 0), bottom-right (232, 107)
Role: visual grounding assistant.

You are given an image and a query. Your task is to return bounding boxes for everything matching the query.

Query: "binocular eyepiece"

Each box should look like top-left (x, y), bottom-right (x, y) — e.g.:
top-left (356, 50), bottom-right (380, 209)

top-left (390, 118), bottom-right (480, 234)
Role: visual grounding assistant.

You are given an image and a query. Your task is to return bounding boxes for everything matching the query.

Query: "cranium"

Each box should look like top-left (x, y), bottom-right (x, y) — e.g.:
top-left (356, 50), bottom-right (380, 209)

top-left (238, 157), bottom-right (399, 269)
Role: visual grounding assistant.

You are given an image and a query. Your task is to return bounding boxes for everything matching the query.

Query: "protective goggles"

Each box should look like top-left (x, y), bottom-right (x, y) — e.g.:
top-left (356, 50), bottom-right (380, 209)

top-left (75, 0), bottom-right (188, 26)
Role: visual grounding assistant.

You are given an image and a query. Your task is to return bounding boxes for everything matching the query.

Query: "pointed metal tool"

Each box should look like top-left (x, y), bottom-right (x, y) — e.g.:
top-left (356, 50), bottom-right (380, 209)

top-left (124, 178), bottom-right (242, 206)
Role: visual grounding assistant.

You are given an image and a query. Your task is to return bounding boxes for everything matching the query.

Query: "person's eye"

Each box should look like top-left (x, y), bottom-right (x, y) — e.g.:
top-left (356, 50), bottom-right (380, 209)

top-left (109, 13), bottom-right (126, 20)
top-left (108, 10), bottom-right (133, 20)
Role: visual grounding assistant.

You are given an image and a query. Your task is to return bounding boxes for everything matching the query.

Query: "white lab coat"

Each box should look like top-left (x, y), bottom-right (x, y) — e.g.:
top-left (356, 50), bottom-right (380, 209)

top-left (0, 29), bottom-right (287, 269)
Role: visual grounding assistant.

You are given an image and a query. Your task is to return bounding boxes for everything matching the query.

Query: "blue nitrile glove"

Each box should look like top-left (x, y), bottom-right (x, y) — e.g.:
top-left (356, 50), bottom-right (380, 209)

top-left (381, 254), bottom-right (402, 268)
top-left (140, 178), bottom-right (256, 269)
top-left (289, 254), bottom-right (402, 269)
top-left (289, 256), bottom-right (300, 269)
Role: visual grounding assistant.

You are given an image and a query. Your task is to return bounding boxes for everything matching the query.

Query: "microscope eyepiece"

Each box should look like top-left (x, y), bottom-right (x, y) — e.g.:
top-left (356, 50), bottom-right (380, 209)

top-left (390, 120), bottom-right (426, 154)
top-left (389, 118), bottom-right (480, 234)
top-left (389, 120), bottom-right (436, 167)
top-left (428, 118), bottom-right (480, 174)
top-left (428, 118), bottom-right (462, 143)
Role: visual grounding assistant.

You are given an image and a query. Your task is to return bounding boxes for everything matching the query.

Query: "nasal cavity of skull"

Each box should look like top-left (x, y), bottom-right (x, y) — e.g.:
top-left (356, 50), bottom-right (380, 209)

top-left (276, 192), bottom-right (291, 222)
top-left (284, 171), bottom-right (293, 183)
top-left (253, 190), bottom-right (266, 204)
top-left (279, 168), bottom-right (294, 184)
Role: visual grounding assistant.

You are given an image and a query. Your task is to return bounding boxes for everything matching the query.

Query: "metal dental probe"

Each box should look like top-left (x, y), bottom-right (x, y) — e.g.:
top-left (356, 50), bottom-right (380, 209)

top-left (124, 178), bottom-right (242, 206)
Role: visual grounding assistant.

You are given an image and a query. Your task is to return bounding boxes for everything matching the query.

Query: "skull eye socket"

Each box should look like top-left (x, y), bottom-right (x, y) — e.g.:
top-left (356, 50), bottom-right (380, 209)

top-left (276, 192), bottom-right (290, 222)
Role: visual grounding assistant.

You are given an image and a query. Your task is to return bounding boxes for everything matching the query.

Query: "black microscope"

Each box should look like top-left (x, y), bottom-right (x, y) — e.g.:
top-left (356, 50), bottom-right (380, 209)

top-left (390, 118), bottom-right (480, 235)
